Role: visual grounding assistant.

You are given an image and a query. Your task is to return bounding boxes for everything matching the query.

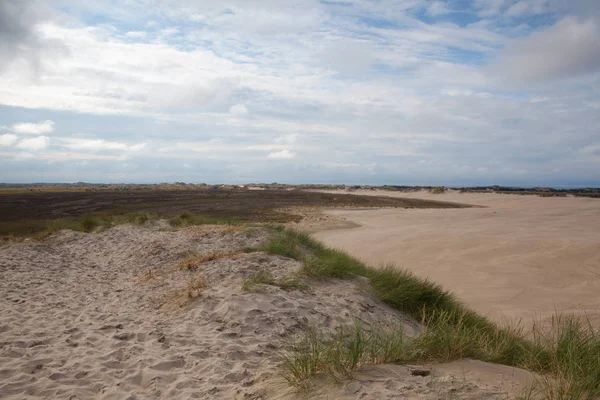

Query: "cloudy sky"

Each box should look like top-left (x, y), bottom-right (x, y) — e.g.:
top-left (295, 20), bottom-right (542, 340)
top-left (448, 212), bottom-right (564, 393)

top-left (1, 0), bottom-right (599, 186)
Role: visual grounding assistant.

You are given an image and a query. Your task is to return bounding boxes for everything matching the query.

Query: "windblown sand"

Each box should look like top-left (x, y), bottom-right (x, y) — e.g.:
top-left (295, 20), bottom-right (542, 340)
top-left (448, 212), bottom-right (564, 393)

top-left (0, 222), bottom-right (533, 399)
top-left (311, 190), bottom-right (600, 327)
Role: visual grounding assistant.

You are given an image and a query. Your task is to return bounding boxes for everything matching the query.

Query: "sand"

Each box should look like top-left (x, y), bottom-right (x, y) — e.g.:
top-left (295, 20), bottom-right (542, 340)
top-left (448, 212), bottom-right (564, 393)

top-left (311, 189), bottom-right (600, 327)
top-left (0, 221), bottom-right (536, 399)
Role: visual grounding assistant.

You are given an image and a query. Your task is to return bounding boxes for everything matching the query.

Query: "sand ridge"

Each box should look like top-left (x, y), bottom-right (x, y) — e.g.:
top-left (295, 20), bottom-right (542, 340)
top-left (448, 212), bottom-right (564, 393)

top-left (1, 223), bottom-right (433, 399)
top-left (0, 222), bottom-right (538, 399)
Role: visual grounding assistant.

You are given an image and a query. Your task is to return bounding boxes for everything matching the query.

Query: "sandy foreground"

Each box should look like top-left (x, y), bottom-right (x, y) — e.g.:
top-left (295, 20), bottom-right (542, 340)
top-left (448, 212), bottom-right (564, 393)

top-left (0, 221), bottom-right (533, 399)
top-left (310, 189), bottom-right (600, 327)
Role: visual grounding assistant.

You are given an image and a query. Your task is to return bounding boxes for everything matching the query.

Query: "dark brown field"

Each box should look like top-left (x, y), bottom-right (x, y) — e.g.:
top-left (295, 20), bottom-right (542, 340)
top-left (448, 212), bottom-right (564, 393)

top-left (0, 186), bottom-right (470, 236)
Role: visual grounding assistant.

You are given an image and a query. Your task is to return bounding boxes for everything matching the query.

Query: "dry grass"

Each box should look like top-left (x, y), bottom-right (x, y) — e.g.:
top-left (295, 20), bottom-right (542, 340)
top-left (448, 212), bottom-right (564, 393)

top-left (138, 268), bottom-right (158, 283)
top-left (154, 274), bottom-right (208, 310)
top-left (179, 251), bottom-right (242, 270)
top-left (186, 275), bottom-right (207, 299)
top-left (0, 235), bottom-right (27, 244)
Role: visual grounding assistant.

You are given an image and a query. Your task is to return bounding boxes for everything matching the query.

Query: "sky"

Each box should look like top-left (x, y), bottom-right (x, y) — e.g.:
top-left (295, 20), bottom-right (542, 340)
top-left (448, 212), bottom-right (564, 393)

top-left (0, 0), bottom-right (599, 186)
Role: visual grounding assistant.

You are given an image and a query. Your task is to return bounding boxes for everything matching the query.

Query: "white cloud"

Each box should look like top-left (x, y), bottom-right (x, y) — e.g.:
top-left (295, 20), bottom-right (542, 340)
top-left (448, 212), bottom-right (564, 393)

top-left (159, 27), bottom-right (179, 37)
top-left (190, 14), bottom-right (206, 22)
top-left (322, 39), bottom-right (374, 75)
top-left (529, 96), bottom-right (550, 103)
top-left (11, 120), bottom-right (55, 135)
top-left (212, 5), bottom-right (323, 35)
top-left (229, 104), bottom-right (249, 115)
top-left (0, 1), bottom-right (599, 185)
top-left (0, 4), bottom-right (502, 119)
top-left (267, 149), bottom-right (295, 159)
top-left (505, 1), bottom-right (536, 17)
top-left (491, 17), bottom-right (600, 84)
top-left (274, 134), bottom-right (298, 145)
top-left (125, 31), bottom-right (147, 38)
top-left (0, 150), bottom-right (120, 162)
top-left (15, 136), bottom-right (50, 151)
top-left (427, 1), bottom-right (451, 16)
top-left (579, 144), bottom-right (600, 155)
top-left (474, 0), bottom-right (509, 17)
top-left (60, 138), bottom-right (146, 152)
top-left (246, 144), bottom-right (287, 151)
top-left (0, 133), bottom-right (18, 147)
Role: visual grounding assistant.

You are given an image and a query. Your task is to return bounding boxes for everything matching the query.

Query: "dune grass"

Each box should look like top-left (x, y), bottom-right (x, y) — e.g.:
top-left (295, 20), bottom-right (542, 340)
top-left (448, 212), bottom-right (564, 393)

top-left (40, 214), bottom-right (114, 236)
top-left (1, 205), bottom-right (249, 239)
top-left (282, 312), bottom-right (544, 390)
top-left (2, 210), bottom-right (239, 241)
top-left (5, 209), bottom-right (240, 240)
top-left (169, 211), bottom-right (241, 228)
top-left (123, 211), bottom-right (150, 225)
top-left (282, 322), bottom-right (407, 388)
top-left (242, 270), bottom-right (308, 293)
top-left (42, 211), bottom-right (152, 238)
top-left (264, 227), bottom-right (600, 399)
top-left (522, 314), bottom-right (600, 399)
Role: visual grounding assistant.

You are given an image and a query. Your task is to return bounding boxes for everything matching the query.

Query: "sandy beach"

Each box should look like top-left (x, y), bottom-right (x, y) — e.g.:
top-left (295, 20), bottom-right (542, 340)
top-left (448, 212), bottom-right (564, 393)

top-left (312, 190), bottom-right (600, 327)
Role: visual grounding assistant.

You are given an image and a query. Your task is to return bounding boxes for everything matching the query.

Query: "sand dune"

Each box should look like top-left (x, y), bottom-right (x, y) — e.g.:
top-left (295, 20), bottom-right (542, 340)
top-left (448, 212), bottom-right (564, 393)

top-left (312, 190), bottom-right (600, 327)
top-left (0, 222), bottom-right (535, 399)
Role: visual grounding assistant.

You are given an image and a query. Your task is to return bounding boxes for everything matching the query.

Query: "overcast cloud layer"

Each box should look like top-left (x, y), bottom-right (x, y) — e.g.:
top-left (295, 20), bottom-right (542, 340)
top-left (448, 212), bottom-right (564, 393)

top-left (1, 0), bottom-right (599, 186)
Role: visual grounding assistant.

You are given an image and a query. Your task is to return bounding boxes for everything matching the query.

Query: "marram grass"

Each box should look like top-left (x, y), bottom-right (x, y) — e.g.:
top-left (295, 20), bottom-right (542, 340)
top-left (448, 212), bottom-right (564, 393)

top-left (264, 227), bottom-right (600, 399)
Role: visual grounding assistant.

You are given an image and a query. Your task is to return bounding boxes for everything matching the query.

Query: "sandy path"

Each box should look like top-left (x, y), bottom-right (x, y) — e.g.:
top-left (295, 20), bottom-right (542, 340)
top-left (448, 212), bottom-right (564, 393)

top-left (312, 190), bottom-right (600, 326)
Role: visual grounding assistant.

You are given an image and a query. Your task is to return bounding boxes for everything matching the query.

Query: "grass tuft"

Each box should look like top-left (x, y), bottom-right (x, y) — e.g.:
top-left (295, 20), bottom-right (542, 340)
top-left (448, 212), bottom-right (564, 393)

top-left (242, 270), bottom-right (308, 293)
top-left (186, 275), bottom-right (207, 299)
top-left (261, 235), bottom-right (304, 260)
top-left (152, 273), bottom-right (208, 310)
top-left (283, 315), bottom-right (548, 393)
top-left (523, 314), bottom-right (600, 400)
top-left (242, 270), bottom-right (276, 292)
top-left (169, 211), bottom-right (241, 228)
top-left (303, 248), bottom-right (368, 279)
top-left (282, 322), bottom-right (407, 388)
top-left (81, 216), bottom-right (100, 232)
top-left (125, 211), bottom-right (150, 225)
top-left (367, 266), bottom-right (454, 316)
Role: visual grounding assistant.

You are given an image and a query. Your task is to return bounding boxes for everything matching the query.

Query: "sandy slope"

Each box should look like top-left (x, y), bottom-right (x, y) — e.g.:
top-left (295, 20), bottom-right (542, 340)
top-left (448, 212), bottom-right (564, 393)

top-left (312, 189), bottom-right (600, 327)
top-left (0, 222), bottom-right (534, 399)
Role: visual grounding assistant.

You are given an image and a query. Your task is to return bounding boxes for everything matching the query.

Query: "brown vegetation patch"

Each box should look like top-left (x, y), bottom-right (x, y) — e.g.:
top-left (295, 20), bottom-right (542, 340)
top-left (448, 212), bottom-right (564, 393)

top-left (0, 187), bottom-right (472, 237)
top-left (186, 275), bottom-right (207, 298)
top-left (151, 274), bottom-right (208, 310)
